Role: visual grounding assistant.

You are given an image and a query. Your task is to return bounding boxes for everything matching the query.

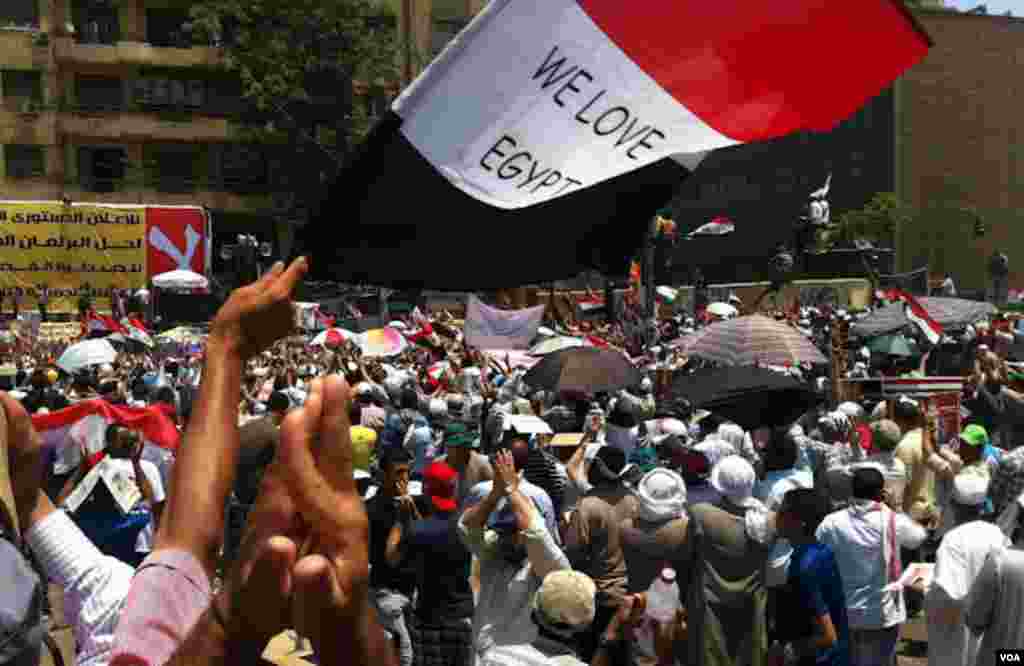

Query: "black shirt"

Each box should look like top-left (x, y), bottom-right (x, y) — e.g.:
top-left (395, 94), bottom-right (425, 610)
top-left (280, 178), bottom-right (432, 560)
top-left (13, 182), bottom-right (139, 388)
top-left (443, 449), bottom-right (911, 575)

top-left (405, 514), bottom-right (474, 620)
top-left (366, 493), bottom-right (426, 596)
top-left (234, 418), bottom-right (279, 506)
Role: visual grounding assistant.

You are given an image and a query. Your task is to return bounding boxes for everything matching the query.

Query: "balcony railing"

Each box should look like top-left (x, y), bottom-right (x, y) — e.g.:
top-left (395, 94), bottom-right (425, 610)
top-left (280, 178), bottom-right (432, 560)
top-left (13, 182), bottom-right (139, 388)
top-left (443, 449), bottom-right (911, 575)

top-left (69, 174), bottom-right (272, 195)
top-left (54, 37), bottom-right (223, 68)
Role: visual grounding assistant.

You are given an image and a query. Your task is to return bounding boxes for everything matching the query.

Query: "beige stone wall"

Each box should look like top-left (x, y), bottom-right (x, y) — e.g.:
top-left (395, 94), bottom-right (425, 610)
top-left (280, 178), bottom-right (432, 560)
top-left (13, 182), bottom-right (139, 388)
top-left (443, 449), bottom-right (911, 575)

top-left (898, 13), bottom-right (1024, 290)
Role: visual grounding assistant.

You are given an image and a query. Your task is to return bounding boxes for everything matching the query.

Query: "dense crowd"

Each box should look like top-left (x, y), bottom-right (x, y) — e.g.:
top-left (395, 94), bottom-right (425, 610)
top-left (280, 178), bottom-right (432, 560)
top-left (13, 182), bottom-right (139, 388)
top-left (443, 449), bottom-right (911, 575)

top-left (4, 259), bottom-right (1024, 666)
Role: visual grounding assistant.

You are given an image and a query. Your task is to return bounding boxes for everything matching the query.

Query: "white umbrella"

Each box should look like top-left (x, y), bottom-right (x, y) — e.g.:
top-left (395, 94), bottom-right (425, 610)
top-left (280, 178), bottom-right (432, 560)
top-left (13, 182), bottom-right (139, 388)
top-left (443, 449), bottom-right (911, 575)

top-left (707, 302), bottom-right (739, 318)
top-left (57, 339), bottom-right (117, 374)
top-left (152, 269), bottom-right (209, 290)
top-left (528, 336), bottom-right (591, 356)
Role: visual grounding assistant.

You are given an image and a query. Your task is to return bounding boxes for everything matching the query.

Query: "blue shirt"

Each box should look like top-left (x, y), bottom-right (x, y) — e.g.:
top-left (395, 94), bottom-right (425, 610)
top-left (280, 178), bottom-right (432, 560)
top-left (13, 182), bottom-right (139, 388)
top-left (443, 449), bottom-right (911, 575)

top-left (407, 514), bottom-right (474, 620)
top-left (786, 542), bottom-right (850, 666)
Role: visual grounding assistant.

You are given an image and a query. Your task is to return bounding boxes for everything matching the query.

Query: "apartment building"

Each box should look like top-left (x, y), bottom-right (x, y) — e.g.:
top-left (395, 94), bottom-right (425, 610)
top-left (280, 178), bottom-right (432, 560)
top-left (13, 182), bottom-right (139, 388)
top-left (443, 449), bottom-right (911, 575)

top-left (0, 0), bottom-right (390, 267)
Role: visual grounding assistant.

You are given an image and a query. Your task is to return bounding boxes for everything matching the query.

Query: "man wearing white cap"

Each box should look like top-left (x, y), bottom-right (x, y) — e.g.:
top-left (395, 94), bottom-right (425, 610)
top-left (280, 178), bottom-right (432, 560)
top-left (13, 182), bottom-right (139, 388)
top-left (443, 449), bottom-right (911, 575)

top-left (619, 468), bottom-right (689, 666)
top-left (965, 492), bottom-right (1024, 666)
top-left (926, 474), bottom-right (1007, 666)
top-left (685, 455), bottom-right (775, 666)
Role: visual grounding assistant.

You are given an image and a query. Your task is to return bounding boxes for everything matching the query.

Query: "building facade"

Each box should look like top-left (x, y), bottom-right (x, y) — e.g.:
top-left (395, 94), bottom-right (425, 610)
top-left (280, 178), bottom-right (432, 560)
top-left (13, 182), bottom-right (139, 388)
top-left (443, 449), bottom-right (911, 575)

top-left (0, 0), bottom-right (334, 278)
top-left (669, 8), bottom-right (1024, 293)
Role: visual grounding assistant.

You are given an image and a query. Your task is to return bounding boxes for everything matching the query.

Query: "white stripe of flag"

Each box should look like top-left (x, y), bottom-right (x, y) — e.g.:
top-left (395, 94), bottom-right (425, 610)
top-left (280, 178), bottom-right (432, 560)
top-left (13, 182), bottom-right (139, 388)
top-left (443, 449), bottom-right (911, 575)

top-left (881, 377), bottom-right (964, 398)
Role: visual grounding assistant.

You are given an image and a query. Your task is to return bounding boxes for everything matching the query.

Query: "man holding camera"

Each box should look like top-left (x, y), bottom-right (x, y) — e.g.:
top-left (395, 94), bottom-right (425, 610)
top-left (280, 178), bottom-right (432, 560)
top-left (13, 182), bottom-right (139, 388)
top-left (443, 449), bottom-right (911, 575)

top-left (57, 424), bottom-right (165, 568)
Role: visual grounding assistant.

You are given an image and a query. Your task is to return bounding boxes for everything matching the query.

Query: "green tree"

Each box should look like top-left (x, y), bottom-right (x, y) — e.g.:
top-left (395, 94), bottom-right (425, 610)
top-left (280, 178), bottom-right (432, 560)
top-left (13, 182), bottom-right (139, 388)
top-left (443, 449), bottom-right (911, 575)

top-left (187, 0), bottom-right (402, 220)
top-left (832, 192), bottom-right (913, 249)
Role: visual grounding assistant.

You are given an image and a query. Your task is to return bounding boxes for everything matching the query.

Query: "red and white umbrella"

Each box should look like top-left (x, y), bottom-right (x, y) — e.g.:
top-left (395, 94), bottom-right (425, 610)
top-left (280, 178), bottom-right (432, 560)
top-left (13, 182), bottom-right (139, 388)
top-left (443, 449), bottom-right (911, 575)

top-left (311, 328), bottom-right (357, 348)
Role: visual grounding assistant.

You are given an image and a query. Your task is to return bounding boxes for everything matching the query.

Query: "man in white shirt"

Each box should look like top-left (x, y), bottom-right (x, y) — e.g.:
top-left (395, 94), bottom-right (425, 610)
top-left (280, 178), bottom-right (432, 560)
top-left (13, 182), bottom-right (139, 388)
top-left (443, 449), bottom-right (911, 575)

top-left (926, 474), bottom-right (1007, 666)
top-left (816, 467), bottom-right (927, 666)
top-left (58, 424), bottom-right (166, 567)
top-left (966, 493), bottom-right (1024, 666)
top-left (458, 450), bottom-right (569, 666)
top-left (2, 390), bottom-right (133, 666)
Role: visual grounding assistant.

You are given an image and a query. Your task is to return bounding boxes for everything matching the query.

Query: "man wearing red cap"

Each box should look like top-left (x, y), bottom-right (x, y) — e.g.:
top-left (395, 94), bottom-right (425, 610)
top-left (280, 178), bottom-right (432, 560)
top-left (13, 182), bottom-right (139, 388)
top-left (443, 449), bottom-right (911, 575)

top-left (387, 461), bottom-right (475, 666)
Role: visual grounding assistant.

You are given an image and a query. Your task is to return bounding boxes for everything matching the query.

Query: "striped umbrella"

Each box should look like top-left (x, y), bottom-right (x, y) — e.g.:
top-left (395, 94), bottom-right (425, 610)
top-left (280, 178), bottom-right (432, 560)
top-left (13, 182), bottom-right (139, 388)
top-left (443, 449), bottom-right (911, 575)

top-left (852, 297), bottom-right (997, 338)
top-left (676, 314), bottom-right (828, 367)
top-left (358, 327), bottom-right (409, 358)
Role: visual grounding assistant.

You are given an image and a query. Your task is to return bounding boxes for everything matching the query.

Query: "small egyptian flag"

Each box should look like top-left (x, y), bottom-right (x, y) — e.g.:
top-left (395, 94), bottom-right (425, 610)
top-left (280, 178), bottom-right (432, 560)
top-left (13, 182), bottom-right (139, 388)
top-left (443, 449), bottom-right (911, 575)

top-left (687, 216), bottom-right (736, 239)
top-left (884, 289), bottom-right (944, 345)
top-left (304, 0), bottom-right (930, 289)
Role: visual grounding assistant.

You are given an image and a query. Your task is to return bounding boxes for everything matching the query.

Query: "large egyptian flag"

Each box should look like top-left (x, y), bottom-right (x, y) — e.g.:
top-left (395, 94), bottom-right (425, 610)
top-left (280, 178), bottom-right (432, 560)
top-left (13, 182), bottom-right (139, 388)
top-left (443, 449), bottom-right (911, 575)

top-left (304, 0), bottom-right (930, 289)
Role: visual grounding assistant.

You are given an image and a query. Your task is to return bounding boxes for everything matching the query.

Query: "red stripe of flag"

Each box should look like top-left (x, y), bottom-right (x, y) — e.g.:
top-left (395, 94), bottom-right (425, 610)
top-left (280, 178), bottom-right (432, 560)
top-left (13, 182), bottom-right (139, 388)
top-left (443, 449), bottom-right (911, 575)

top-left (33, 399), bottom-right (180, 451)
top-left (577, 0), bottom-right (931, 142)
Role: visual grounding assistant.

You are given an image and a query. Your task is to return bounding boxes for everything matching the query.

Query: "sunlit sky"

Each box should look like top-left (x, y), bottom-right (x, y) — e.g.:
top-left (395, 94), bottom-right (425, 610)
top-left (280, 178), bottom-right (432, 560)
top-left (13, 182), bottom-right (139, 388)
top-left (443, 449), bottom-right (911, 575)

top-left (948, 0), bottom-right (1023, 15)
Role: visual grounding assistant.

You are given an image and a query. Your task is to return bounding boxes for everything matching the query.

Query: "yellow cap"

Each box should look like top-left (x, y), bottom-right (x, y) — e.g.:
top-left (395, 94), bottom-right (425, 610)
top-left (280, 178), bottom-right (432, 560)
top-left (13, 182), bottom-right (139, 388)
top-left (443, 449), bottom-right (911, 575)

top-left (350, 426), bottom-right (377, 472)
top-left (45, 369), bottom-right (58, 385)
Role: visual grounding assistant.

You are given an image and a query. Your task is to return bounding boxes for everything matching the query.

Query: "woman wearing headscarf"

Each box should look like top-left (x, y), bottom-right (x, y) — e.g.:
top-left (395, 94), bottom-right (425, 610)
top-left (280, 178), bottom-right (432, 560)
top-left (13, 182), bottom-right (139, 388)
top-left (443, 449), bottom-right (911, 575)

top-left (681, 456), bottom-right (775, 666)
top-left (619, 468), bottom-right (690, 666)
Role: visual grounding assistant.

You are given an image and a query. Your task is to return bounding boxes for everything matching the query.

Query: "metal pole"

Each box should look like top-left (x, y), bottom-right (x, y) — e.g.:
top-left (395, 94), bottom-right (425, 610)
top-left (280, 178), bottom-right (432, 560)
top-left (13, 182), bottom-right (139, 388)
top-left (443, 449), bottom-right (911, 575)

top-left (604, 277), bottom-right (616, 325)
top-left (644, 220), bottom-right (657, 344)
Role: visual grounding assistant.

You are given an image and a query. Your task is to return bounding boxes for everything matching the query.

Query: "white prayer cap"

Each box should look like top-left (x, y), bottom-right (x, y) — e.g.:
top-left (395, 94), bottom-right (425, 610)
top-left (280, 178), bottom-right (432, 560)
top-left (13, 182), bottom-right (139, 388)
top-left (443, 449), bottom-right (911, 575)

top-left (952, 473), bottom-right (989, 507)
top-left (709, 455), bottom-right (755, 503)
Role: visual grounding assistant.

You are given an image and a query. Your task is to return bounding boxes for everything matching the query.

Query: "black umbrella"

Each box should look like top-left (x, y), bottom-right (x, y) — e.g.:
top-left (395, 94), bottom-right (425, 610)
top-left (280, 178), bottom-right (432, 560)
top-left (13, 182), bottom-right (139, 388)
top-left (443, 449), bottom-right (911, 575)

top-left (523, 347), bottom-right (641, 394)
top-left (852, 297), bottom-right (997, 338)
top-left (668, 366), bottom-right (821, 430)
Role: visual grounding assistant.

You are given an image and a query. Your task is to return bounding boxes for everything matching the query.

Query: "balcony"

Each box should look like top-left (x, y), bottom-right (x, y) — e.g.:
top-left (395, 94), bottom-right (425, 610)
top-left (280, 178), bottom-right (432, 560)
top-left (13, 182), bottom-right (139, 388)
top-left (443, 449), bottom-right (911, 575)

top-left (0, 28), bottom-right (49, 68)
top-left (54, 36), bottom-right (222, 68)
top-left (0, 108), bottom-right (57, 144)
top-left (57, 109), bottom-right (231, 142)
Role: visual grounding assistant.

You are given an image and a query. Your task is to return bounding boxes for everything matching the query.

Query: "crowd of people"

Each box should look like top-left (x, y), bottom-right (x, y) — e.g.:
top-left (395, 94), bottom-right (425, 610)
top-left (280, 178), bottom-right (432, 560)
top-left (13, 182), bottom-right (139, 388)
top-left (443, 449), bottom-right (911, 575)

top-left (4, 259), bottom-right (1024, 666)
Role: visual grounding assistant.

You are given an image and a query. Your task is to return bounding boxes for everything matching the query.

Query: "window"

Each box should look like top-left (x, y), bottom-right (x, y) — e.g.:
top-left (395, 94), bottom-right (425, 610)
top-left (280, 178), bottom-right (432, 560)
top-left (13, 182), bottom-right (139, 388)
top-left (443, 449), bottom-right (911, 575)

top-left (431, 19), bottom-right (467, 55)
top-left (2, 70), bottom-right (42, 110)
top-left (149, 144), bottom-right (201, 193)
top-left (145, 8), bottom-right (192, 48)
top-left (219, 144), bottom-right (267, 194)
top-left (5, 145), bottom-right (44, 179)
top-left (0, 0), bottom-right (38, 27)
top-left (204, 77), bottom-right (244, 115)
top-left (78, 146), bottom-right (126, 193)
top-left (134, 75), bottom-right (206, 110)
top-left (73, 1), bottom-right (120, 44)
top-left (76, 76), bottom-right (123, 111)
top-left (363, 91), bottom-right (390, 119)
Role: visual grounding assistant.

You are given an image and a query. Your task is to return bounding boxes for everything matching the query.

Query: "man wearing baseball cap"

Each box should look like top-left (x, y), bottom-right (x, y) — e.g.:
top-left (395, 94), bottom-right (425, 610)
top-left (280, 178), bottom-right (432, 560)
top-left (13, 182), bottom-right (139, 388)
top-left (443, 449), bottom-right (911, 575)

top-left (443, 423), bottom-right (494, 508)
top-left (387, 462), bottom-right (475, 666)
top-left (482, 570), bottom-right (597, 666)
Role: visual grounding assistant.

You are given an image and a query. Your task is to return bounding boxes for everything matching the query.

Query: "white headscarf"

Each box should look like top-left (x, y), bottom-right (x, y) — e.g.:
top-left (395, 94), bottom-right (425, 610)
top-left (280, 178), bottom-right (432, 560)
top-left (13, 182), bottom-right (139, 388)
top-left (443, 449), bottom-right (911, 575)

top-left (694, 436), bottom-right (736, 468)
top-left (634, 468), bottom-right (687, 523)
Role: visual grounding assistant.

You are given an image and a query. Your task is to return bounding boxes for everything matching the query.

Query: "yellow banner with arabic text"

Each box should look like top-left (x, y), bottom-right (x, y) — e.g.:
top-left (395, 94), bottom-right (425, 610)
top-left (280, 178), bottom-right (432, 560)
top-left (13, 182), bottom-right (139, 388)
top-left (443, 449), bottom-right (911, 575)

top-left (0, 203), bottom-right (146, 313)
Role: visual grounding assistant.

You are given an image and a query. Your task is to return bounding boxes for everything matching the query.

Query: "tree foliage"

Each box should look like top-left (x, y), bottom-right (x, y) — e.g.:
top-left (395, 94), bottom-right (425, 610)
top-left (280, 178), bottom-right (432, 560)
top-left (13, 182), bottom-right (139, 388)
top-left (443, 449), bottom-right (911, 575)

top-left (187, 0), bottom-right (402, 217)
top-left (832, 192), bottom-right (913, 248)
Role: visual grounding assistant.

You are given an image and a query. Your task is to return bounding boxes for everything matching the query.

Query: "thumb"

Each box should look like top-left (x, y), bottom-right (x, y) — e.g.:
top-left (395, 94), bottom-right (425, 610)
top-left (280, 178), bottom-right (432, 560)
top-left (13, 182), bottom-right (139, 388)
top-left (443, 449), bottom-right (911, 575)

top-left (291, 554), bottom-right (344, 646)
top-left (230, 536), bottom-right (297, 639)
